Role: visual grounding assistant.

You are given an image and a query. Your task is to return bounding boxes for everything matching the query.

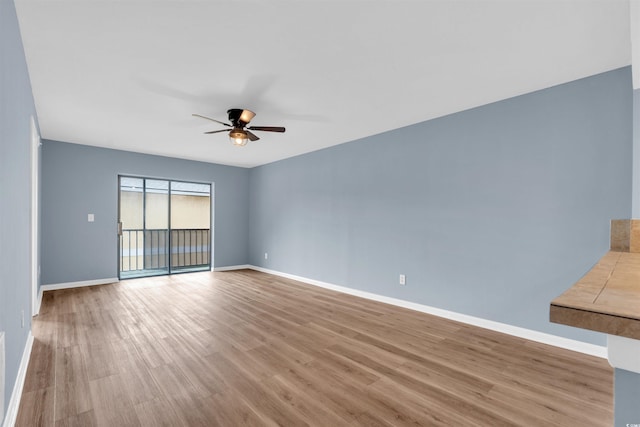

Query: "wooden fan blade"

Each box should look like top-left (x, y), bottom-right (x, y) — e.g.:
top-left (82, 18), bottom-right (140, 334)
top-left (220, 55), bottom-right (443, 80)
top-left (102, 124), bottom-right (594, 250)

top-left (192, 114), bottom-right (231, 127)
top-left (247, 126), bottom-right (286, 133)
top-left (204, 129), bottom-right (230, 134)
top-left (246, 130), bottom-right (260, 141)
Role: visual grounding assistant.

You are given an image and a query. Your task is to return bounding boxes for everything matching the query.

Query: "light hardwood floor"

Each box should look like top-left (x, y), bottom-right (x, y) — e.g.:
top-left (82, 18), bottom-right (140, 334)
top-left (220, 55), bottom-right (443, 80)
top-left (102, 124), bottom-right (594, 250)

top-left (17, 270), bottom-right (612, 426)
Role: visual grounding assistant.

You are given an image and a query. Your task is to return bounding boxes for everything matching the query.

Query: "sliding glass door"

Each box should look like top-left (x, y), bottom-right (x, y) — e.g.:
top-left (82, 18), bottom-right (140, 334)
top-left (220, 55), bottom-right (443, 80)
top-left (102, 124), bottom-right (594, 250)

top-left (118, 176), bottom-right (211, 279)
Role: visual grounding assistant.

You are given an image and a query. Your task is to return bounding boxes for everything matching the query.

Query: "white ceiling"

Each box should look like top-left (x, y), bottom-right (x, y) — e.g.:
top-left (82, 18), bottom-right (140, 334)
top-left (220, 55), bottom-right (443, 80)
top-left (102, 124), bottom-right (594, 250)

top-left (15, 0), bottom-right (631, 168)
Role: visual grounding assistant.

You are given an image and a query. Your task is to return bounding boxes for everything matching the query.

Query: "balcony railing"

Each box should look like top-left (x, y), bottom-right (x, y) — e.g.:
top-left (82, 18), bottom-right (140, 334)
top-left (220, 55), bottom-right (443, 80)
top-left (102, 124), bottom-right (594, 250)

top-left (120, 228), bottom-right (211, 274)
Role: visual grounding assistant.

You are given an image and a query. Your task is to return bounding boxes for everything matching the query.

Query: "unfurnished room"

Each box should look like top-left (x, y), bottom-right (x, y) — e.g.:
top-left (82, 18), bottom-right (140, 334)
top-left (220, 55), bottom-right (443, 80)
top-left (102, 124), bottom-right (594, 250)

top-left (1, 0), bottom-right (640, 426)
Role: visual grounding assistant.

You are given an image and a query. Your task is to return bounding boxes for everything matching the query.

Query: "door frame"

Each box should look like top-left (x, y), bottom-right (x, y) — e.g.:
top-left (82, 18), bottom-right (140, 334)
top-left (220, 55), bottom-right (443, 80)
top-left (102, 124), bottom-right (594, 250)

top-left (117, 174), bottom-right (213, 279)
top-left (30, 116), bottom-right (41, 316)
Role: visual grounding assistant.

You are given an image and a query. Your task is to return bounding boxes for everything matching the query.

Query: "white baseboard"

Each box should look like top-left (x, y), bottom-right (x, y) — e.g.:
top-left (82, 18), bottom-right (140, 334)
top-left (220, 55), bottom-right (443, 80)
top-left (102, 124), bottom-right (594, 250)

top-left (34, 278), bottom-right (116, 316)
top-left (213, 264), bottom-right (251, 272)
top-left (2, 331), bottom-right (34, 427)
top-left (248, 265), bottom-right (607, 359)
top-left (40, 277), bottom-right (119, 293)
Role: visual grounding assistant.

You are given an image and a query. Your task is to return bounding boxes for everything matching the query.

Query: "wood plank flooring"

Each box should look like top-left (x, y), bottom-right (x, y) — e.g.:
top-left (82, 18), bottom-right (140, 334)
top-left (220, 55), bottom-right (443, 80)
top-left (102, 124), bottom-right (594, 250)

top-left (17, 270), bottom-right (613, 426)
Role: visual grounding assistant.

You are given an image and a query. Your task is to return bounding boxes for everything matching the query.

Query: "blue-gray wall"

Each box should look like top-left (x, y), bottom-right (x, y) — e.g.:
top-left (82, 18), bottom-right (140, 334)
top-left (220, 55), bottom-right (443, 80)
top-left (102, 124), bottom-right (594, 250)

top-left (0, 0), bottom-right (38, 417)
top-left (41, 141), bottom-right (250, 285)
top-left (615, 368), bottom-right (640, 426)
top-left (249, 67), bottom-right (633, 345)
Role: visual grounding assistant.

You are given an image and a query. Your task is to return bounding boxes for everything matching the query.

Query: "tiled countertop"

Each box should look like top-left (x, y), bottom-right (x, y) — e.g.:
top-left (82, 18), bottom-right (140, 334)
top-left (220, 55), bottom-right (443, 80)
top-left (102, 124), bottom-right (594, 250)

top-left (550, 251), bottom-right (640, 340)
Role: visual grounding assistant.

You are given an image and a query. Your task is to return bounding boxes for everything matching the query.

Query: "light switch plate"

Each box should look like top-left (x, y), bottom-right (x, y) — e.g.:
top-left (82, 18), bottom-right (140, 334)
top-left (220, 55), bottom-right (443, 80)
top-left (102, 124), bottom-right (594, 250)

top-left (88, 214), bottom-right (95, 222)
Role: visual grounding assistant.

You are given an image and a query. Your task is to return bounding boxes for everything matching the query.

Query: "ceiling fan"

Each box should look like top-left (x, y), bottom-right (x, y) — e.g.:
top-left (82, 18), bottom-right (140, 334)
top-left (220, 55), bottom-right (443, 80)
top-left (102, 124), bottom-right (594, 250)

top-left (193, 109), bottom-right (285, 146)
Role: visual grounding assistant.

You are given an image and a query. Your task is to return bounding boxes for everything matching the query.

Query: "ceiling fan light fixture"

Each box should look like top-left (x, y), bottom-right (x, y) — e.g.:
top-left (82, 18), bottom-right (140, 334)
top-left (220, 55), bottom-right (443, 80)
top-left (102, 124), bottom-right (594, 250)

top-left (229, 128), bottom-right (249, 146)
top-left (239, 109), bottom-right (256, 124)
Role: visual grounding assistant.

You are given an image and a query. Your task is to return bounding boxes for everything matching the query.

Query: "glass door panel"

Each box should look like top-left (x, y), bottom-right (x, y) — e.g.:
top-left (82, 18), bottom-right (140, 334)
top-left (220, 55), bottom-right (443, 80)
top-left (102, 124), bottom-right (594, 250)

top-left (119, 177), bottom-right (169, 278)
top-left (170, 181), bottom-right (211, 273)
top-left (119, 177), bottom-right (144, 276)
top-left (143, 179), bottom-right (169, 276)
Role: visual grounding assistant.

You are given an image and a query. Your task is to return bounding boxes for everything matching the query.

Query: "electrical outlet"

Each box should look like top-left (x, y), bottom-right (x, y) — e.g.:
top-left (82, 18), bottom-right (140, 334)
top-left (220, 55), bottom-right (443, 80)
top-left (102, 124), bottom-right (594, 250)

top-left (264, 252), bottom-right (268, 260)
top-left (399, 274), bottom-right (406, 285)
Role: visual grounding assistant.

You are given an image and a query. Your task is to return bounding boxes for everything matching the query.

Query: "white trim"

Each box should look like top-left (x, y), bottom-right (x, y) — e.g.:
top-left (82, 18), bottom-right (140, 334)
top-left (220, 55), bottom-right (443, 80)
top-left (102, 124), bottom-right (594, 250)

top-left (607, 334), bottom-right (640, 374)
top-left (631, 0), bottom-right (640, 90)
top-left (248, 265), bottom-right (607, 359)
top-left (35, 288), bottom-right (43, 316)
top-left (41, 277), bottom-right (119, 292)
top-left (30, 116), bottom-right (40, 317)
top-left (2, 332), bottom-right (34, 427)
top-left (213, 264), bottom-right (251, 272)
